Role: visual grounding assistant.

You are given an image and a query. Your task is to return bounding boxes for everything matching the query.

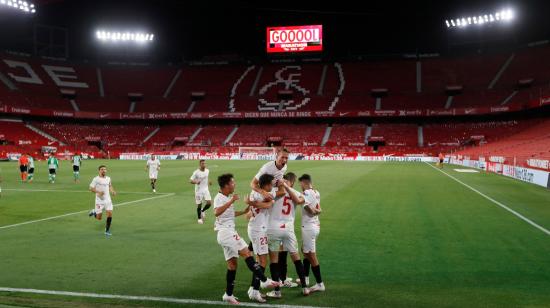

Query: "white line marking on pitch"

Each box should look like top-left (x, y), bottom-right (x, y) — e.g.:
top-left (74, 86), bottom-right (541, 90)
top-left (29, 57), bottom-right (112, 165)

top-left (0, 193), bottom-right (175, 230)
top-left (453, 169), bottom-right (479, 173)
top-left (0, 287), bottom-right (331, 308)
top-left (2, 188), bottom-right (172, 195)
top-left (425, 162), bottom-right (550, 236)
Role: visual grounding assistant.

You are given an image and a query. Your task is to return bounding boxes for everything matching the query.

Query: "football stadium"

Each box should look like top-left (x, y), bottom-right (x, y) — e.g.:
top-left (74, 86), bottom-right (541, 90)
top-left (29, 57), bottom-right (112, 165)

top-left (0, 1), bottom-right (549, 307)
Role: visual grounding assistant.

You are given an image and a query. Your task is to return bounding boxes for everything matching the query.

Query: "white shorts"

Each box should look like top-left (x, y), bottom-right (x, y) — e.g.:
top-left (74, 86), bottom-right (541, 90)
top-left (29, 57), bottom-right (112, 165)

top-left (149, 172), bottom-right (158, 179)
top-left (248, 228), bottom-right (269, 256)
top-left (95, 201), bottom-right (113, 214)
top-left (195, 190), bottom-right (212, 204)
top-left (267, 228), bottom-right (298, 253)
top-left (217, 229), bottom-right (248, 261)
top-left (301, 227), bottom-right (320, 253)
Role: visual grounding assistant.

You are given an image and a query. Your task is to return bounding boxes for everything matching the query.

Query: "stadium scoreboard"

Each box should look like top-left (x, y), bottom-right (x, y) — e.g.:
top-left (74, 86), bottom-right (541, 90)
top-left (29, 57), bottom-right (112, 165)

top-left (266, 25), bottom-right (323, 53)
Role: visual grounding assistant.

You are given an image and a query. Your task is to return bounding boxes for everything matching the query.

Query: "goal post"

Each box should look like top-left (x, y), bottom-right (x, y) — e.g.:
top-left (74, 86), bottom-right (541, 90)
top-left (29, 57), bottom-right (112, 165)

top-left (238, 147), bottom-right (277, 160)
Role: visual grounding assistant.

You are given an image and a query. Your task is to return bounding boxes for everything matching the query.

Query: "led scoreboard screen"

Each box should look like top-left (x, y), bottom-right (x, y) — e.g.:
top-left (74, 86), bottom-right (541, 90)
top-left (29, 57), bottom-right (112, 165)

top-left (266, 25), bottom-right (323, 53)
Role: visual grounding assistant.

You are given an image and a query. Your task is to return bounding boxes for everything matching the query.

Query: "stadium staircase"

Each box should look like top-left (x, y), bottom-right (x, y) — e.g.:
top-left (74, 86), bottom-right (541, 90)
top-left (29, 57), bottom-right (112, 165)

top-left (142, 127), bottom-right (160, 144)
top-left (317, 64), bottom-right (328, 95)
top-left (365, 125), bottom-right (372, 144)
top-left (69, 99), bottom-right (80, 111)
top-left (188, 126), bottom-right (203, 143)
top-left (0, 71), bottom-right (17, 90)
top-left (96, 68), bottom-right (105, 97)
top-left (187, 100), bottom-right (197, 112)
top-left (321, 125), bottom-right (332, 146)
top-left (488, 54), bottom-right (515, 89)
top-left (223, 125), bottom-right (239, 145)
top-left (25, 123), bottom-right (64, 145)
top-left (418, 126), bottom-right (424, 147)
top-left (163, 69), bottom-right (182, 98)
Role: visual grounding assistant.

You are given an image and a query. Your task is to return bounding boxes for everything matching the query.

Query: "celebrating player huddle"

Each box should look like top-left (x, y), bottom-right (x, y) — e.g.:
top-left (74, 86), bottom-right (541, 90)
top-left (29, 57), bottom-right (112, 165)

top-left (212, 148), bottom-right (325, 304)
top-left (78, 148), bottom-right (323, 305)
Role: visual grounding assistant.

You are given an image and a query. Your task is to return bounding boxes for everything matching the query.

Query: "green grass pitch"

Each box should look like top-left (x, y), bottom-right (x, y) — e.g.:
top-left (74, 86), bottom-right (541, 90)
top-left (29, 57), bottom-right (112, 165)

top-left (0, 159), bottom-right (549, 307)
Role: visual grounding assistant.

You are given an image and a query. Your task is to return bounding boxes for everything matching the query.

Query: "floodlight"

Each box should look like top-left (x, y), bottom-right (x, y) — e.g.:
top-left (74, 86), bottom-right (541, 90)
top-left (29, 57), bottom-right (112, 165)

top-left (0, 0), bottom-right (35, 13)
top-left (445, 8), bottom-right (515, 28)
top-left (96, 30), bottom-right (155, 43)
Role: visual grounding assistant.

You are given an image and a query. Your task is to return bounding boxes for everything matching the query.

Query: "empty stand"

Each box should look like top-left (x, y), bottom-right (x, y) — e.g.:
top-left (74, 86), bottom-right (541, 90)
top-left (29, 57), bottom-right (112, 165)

top-left (32, 121), bottom-right (157, 152)
top-left (228, 123), bottom-right (326, 147)
top-left (455, 119), bottom-right (550, 166)
top-left (0, 119), bottom-right (50, 150)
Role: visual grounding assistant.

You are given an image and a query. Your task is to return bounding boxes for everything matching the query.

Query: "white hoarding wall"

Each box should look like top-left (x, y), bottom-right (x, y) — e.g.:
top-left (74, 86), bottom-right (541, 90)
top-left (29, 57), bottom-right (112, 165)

top-left (451, 158), bottom-right (550, 188)
top-left (120, 152), bottom-right (437, 162)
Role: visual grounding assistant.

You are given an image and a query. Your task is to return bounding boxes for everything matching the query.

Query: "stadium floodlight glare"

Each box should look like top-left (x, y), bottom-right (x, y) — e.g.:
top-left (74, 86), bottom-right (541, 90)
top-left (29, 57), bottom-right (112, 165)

top-left (95, 30), bottom-right (155, 43)
top-left (0, 0), bottom-right (35, 13)
top-left (445, 8), bottom-right (514, 28)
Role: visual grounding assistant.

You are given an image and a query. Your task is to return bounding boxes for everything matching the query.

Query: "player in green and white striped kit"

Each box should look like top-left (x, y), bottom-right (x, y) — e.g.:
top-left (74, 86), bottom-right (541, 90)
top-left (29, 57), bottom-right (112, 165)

top-left (27, 154), bottom-right (35, 183)
top-left (47, 153), bottom-right (59, 183)
top-left (73, 153), bottom-right (82, 183)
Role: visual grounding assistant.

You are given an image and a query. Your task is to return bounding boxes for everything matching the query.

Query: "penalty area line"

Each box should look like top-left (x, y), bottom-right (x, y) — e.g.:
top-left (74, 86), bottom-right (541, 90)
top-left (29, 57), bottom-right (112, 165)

top-left (0, 193), bottom-right (175, 230)
top-left (0, 287), bottom-right (332, 308)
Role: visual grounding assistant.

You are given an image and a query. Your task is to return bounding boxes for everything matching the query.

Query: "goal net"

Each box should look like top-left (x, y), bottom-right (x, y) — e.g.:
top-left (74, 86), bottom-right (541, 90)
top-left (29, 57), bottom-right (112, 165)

top-left (238, 147), bottom-right (277, 160)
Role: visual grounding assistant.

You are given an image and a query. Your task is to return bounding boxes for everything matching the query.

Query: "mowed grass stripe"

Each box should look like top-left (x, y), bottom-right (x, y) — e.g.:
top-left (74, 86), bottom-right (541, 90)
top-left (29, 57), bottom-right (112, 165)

top-left (2, 188), bottom-right (172, 195)
top-left (425, 162), bottom-right (550, 236)
top-left (0, 193), bottom-right (175, 230)
top-left (1, 160), bottom-right (550, 307)
top-left (0, 287), bottom-right (333, 308)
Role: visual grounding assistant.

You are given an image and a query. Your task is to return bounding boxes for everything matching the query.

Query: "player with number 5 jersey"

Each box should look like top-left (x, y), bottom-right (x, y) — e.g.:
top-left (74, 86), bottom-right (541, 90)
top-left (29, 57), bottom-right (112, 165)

top-left (266, 172), bottom-right (310, 298)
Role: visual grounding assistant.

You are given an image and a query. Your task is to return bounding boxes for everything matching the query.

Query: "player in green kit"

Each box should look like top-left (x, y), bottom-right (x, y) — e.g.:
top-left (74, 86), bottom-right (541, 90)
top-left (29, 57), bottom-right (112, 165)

top-left (72, 153), bottom-right (82, 183)
top-left (27, 154), bottom-right (35, 183)
top-left (47, 153), bottom-right (59, 183)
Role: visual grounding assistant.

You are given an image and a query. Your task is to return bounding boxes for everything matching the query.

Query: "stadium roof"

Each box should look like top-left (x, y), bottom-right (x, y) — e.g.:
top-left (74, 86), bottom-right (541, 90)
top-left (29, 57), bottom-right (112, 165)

top-left (0, 0), bottom-right (549, 62)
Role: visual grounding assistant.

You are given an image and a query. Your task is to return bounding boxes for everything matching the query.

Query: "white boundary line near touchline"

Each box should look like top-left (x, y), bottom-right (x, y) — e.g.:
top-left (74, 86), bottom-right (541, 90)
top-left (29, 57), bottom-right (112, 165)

top-left (1, 188), bottom-right (173, 195)
top-left (0, 193), bottom-right (175, 230)
top-left (0, 287), bottom-right (332, 308)
top-left (425, 162), bottom-right (550, 236)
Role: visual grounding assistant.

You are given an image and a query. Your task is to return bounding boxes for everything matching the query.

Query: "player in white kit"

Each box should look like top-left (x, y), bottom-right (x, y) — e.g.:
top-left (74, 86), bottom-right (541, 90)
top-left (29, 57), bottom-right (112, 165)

top-left (213, 173), bottom-right (280, 304)
top-left (88, 165), bottom-right (117, 236)
top-left (146, 154), bottom-right (161, 193)
top-left (250, 148), bottom-right (289, 201)
top-left (190, 159), bottom-right (212, 224)
top-left (298, 174), bottom-right (325, 293)
top-left (266, 172), bottom-right (310, 298)
top-left (245, 174), bottom-right (287, 300)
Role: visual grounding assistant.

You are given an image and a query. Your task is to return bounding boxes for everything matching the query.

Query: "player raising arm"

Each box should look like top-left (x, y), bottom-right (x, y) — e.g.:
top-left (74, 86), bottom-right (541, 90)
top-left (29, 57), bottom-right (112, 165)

top-left (214, 173), bottom-right (280, 305)
top-left (245, 174), bottom-right (286, 302)
top-left (250, 148), bottom-right (289, 201)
